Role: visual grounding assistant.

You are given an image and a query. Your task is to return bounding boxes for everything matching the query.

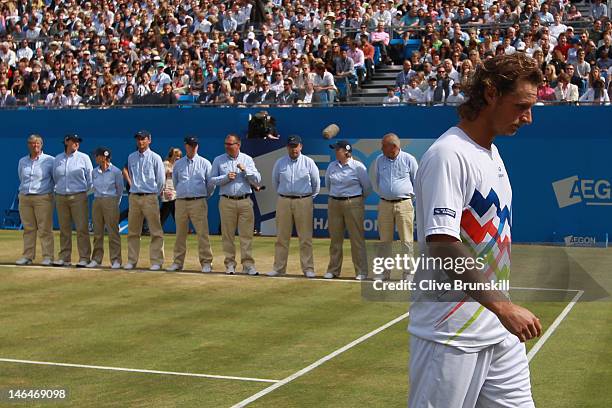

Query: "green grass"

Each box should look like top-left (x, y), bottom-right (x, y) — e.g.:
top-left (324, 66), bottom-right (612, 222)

top-left (0, 231), bottom-right (610, 407)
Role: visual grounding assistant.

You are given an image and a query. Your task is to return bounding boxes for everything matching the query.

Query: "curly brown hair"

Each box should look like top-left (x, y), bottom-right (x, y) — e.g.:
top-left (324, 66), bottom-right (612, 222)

top-left (458, 53), bottom-right (543, 121)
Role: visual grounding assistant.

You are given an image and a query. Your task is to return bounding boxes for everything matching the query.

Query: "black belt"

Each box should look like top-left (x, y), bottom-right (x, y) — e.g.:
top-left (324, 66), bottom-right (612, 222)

top-left (178, 196), bottom-right (205, 201)
top-left (131, 193), bottom-right (156, 196)
top-left (280, 194), bottom-right (311, 199)
top-left (381, 197), bottom-right (410, 203)
top-left (330, 195), bottom-right (362, 201)
top-left (222, 194), bottom-right (249, 200)
top-left (55, 192), bottom-right (86, 196)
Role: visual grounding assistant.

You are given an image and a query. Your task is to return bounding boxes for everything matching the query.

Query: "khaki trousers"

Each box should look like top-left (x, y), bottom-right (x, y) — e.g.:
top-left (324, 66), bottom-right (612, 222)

top-left (272, 196), bottom-right (314, 275)
top-left (219, 196), bottom-right (254, 268)
top-left (91, 197), bottom-right (122, 264)
top-left (173, 198), bottom-right (213, 267)
top-left (55, 192), bottom-right (91, 262)
top-left (377, 198), bottom-right (414, 243)
top-left (127, 194), bottom-right (164, 266)
top-left (327, 196), bottom-right (367, 277)
top-left (18, 193), bottom-right (54, 261)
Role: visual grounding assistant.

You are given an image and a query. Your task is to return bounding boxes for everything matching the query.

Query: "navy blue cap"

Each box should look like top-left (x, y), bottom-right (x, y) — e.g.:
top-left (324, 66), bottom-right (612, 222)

top-left (329, 140), bottom-right (352, 151)
top-left (64, 134), bottom-right (82, 143)
top-left (287, 135), bottom-right (302, 145)
top-left (134, 130), bottom-right (151, 139)
top-left (94, 146), bottom-right (111, 158)
top-left (184, 135), bottom-right (199, 145)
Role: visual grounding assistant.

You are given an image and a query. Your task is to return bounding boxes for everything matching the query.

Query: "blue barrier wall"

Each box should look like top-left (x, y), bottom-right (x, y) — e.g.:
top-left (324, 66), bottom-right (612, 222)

top-left (2, 106), bottom-right (610, 243)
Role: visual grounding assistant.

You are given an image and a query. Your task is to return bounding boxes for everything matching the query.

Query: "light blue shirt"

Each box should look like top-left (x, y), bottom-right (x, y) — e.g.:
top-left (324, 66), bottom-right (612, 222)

top-left (127, 148), bottom-right (165, 194)
top-left (374, 150), bottom-right (418, 200)
top-left (272, 154), bottom-right (320, 197)
top-left (53, 150), bottom-right (93, 195)
top-left (92, 164), bottom-right (124, 199)
top-left (326, 158), bottom-right (373, 198)
top-left (211, 152), bottom-right (261, 196)
top-left (18, 152), bottom-right (55, 194)
top-left (172, 154), bottom-right (215, 199)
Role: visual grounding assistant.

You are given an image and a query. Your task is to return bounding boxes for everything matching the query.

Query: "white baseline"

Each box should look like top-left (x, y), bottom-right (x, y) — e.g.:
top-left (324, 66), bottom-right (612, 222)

top-left (0, 358), bottom-right (279, 383)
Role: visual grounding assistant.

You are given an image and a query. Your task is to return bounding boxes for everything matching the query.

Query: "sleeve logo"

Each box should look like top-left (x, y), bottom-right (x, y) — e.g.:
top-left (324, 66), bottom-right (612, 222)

top-left (433, 208), bottom-right (456, 218)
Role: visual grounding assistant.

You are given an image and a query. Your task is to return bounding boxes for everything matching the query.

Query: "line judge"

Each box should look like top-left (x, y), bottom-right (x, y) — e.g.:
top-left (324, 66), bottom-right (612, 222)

top-left (374, 133), bottom-right (418, 261)
top-left (52, 134), bottom-right (93, 267)
top-left (16, 134), bottom-right (55, 266)
top-left (210, 134), bottom-right (261, 275)
top-left (166, 136), bottom-right (215, 273)
top-left (124, 130), bottom-right (165, 271)
top-left (268, 135), bottom-right (320, 278)
top-left (324, 140), bottom-right (372, 280)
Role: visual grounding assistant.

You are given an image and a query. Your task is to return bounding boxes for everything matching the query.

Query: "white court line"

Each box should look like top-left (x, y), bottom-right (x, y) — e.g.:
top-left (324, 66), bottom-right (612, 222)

top-left (526, 289), bottom-right (584, 363)
top-left (230, 312), bottom-right (410, 408)
top-left (0, 358), bottom-right (279, 383)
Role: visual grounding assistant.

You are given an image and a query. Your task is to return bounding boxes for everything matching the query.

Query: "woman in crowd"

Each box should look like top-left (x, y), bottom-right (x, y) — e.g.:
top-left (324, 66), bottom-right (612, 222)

top-left (160, 147), bottom-right (181, 228)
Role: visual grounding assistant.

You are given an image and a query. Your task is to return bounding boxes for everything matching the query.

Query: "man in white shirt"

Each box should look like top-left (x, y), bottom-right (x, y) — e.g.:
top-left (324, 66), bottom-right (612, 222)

top-left (549, 13), bottom-right (568, 40)
top-left (409, 53), bottom-right (542, 408)
top-left (151, 62), bottom-right (171, 92)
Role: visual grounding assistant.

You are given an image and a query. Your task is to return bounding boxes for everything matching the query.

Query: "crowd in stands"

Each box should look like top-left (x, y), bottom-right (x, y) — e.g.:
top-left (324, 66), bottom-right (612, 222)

top-left (0, 0), bottom-right (610, 108)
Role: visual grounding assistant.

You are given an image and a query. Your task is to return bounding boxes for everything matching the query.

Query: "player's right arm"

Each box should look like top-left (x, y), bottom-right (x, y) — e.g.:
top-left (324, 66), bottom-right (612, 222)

top-left (426, 234), bottom-right (542, 342)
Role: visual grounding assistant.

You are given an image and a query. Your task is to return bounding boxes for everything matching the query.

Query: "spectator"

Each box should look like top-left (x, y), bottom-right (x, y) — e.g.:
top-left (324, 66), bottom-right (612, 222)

top-left (591, 0), bottom-right (608, 21)
top-left (198, 82), bottom-right (218, 105)
top-left (160, 147), bottom-right (181, 229)
top-left (45, 83), bottom-right (67, 107)
top-left (580, 79), bottom-right (610, 104)
top-left (554, 73), bottom-right (579, 102)
top-left (537, 78), bottom-right (556, 101)
top-left (65, 85), bottom-right (82, 107)
top-left (215, 81), bottom-right (235, 106)
top-left (446, 83), bottom-right (465, 105)
top-left (371, 22), bottom-right (392, 64)
top-left (276, 78), bottom-right (299, 106)
top-left (298, 80), bottom-right (321, 106)
top-left (119, 84), bottom-right (137, 105)
top-left (382, 86), bottom-right (401, 106)
top-left (313, 61), bottom-right (336, 106)
top-left (403, 76), bottom-right (424, 104)
top-left (159, 83), bottom-right (178, 105)
top-left (396, 60), bottom-right (416, 88)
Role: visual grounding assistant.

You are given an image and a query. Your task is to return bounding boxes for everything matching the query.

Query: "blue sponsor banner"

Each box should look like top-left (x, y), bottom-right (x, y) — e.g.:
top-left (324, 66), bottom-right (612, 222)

top-left (1, 106), bottom-right (610, 243)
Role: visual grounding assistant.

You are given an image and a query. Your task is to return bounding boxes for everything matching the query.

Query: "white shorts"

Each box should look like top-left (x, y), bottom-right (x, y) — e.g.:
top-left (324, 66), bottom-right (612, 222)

top-left (409, 335), bottom-right (535, 408)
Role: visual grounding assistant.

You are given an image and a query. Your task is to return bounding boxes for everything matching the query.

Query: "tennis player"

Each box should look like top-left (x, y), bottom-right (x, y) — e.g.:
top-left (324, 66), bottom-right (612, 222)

top-left (409, 54), bottom-right (543, 407)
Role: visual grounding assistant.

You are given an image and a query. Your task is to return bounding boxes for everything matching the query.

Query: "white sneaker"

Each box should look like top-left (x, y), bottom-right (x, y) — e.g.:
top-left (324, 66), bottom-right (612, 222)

top-left (166, 263), bottom-right (182, 272)
top-left (41, 258), bottom-right (53, 266)
top-left (267, 270), bottom-right (281, 277)
top-left (304, 271), bottom-right (316, 278)
top-left (355, 274), bottom-right (367, 281)
top-left (123, 263), bottom-right (135, 270)
top-left (15, 257), bottom-right (32, 265)
top-left (373, 274), bottom-right (385, 281)
top-left (323, 272), bottom-right (335, 279)
top-left (245, 265), bottom-right (258, 276)
top-left (86, 260), bottom-right (99, 268)
top-left (76, 260), bottom-right (89, 268)
top-left (201, 263), bottom-right (212, 273)
top-left (53, 260), bottom-right (70, 267)
top-left (111, 261), bottom-right (121, 269)
top-left (225, 264), bottom-right (236, 275)
top-left (150, 264), bottom-right (162, 271)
